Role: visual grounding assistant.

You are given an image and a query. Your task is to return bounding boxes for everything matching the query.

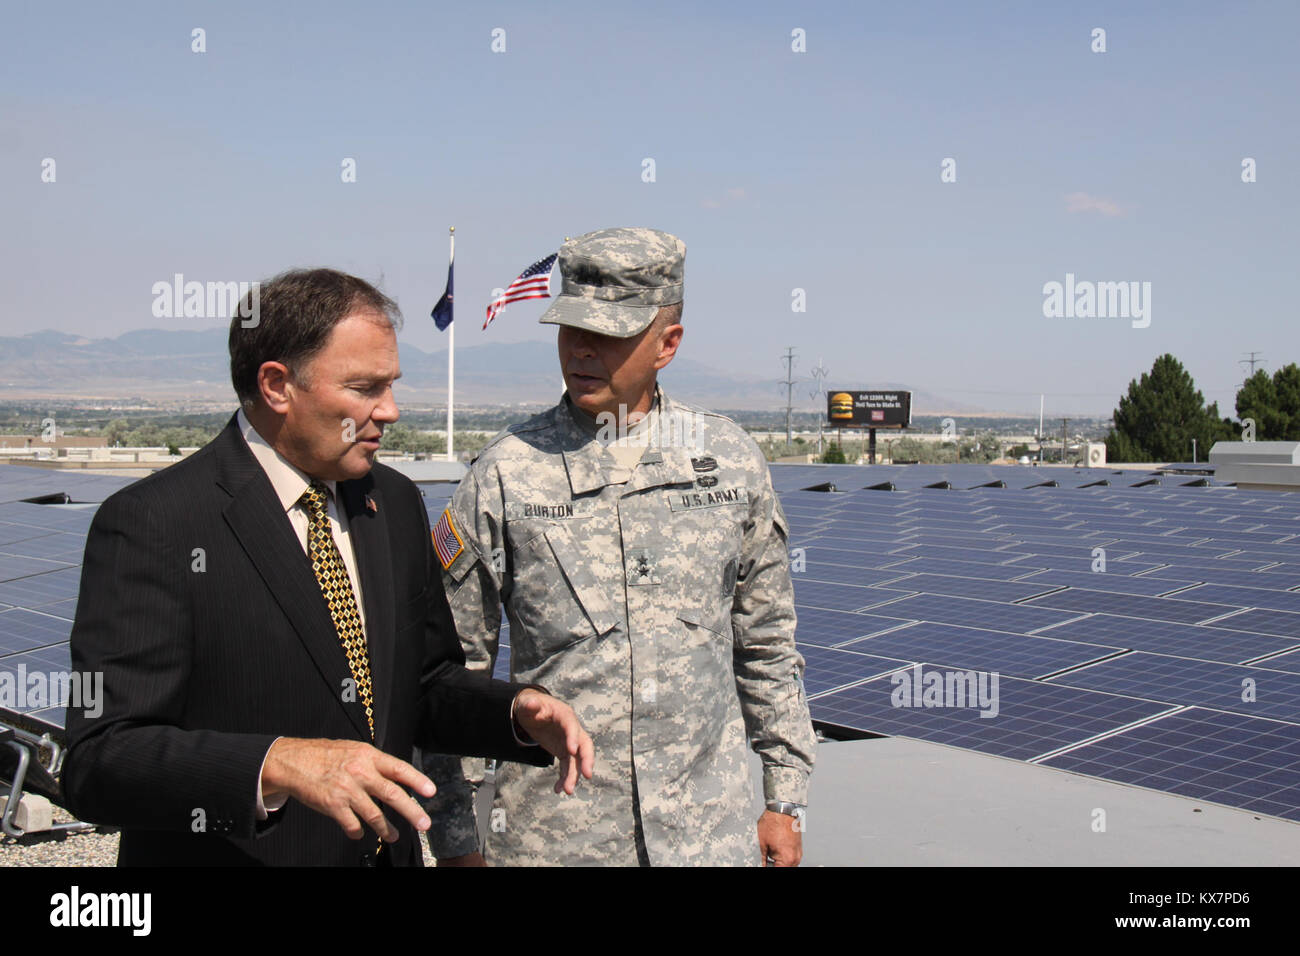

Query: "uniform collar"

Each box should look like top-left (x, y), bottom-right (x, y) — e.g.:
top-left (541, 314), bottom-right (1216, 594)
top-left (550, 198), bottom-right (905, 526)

top-left (559, 385), bottom-right (696, 496)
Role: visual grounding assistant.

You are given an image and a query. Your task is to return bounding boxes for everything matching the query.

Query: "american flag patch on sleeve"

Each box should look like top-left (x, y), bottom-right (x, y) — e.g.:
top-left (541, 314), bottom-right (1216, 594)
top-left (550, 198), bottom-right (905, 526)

top-left (432, 508), bottom-right (465, 570)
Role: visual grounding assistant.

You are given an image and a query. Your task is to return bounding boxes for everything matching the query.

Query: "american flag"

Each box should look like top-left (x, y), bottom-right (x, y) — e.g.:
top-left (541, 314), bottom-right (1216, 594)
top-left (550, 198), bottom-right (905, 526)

top-left (432, 509), bottom-right (464, 570)
top-left (483, 253), bottom-right (557, 330)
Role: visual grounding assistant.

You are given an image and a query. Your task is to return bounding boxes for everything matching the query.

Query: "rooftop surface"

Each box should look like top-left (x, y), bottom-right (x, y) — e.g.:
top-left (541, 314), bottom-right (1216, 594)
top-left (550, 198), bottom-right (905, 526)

top-left (3, 460), bottom-right (1298, 860)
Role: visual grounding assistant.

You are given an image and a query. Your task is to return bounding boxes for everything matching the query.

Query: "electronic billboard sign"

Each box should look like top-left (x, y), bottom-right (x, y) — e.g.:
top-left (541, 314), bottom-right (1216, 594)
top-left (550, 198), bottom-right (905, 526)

top-left (826, 389), bottom-right (912, 428)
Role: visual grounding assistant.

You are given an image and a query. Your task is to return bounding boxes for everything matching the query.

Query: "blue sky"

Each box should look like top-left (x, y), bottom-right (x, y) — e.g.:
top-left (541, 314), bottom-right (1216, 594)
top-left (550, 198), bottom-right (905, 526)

top-left (4, 0), bottom-right (1296, 415)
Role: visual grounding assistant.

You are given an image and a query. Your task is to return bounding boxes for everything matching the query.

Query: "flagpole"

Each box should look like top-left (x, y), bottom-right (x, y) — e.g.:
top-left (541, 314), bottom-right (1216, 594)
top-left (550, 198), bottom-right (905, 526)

top-left (446, 226), bottom-right (455, 463)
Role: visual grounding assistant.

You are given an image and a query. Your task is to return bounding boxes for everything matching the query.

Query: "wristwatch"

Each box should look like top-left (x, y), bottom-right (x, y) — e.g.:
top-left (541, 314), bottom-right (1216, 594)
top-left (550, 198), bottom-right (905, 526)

top-left (765, 800), bottom-right (806, 820)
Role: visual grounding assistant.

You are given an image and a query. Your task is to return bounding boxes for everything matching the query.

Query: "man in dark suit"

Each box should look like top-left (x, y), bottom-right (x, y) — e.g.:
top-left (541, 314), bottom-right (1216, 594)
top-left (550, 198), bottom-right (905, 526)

top-left (62, 268), bottom-right (593, 866)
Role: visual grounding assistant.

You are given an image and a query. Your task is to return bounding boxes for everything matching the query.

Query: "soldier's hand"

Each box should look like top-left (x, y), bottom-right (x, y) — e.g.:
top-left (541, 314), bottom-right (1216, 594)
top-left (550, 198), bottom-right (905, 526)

top-left (512, 689), bottom-right (595, 795)
top-left (261, 737), bottom-right (435, 841)
top-left (758, 810), bottom-right (803, 867)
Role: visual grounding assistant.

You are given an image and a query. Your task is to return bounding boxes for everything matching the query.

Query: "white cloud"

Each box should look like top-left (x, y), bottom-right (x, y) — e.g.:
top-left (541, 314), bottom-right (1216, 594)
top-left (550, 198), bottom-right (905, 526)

top-left (1064, 192), bottom-right (1124, 217)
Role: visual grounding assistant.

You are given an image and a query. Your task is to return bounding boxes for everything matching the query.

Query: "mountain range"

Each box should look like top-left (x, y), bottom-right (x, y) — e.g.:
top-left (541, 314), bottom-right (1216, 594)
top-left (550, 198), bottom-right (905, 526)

top-left (0, 328), bottom-right (982, 413)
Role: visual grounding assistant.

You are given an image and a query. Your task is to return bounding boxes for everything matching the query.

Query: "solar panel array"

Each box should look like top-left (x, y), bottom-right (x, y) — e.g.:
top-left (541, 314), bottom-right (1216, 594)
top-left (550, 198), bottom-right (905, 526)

top-left (0, 495), bottom-right (100, 730)
top-left (780, 472), bottom-right (1300, 823)
top-left (4, 461), bottom-right (1299, 827)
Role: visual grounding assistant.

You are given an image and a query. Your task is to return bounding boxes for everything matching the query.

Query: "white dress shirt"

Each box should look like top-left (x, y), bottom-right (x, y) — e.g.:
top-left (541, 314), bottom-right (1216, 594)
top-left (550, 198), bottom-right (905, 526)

top-left (238, 408), bottom-right (369, 817)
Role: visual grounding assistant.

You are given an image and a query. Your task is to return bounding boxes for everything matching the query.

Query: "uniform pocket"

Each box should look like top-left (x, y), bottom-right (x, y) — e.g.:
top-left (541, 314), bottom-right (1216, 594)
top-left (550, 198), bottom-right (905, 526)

top-left (677, 604), bottom-right (733, 645)
top-left (543, 525), bottom-right (619, 637)
top-left (508, 522), bottom-right (619, 657)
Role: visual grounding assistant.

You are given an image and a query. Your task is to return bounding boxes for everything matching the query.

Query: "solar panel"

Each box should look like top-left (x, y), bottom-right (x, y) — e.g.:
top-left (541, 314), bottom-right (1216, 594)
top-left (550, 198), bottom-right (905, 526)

top-left (1048, 652), bottom-right (1300, 722)
top-left (795, 581), bottom-right (917, 612)
top-left (877, 572), bottom-right (1063, 603)
top-left (1204, 607), bottom-right (1300, 638)
top-left (36, 598), bottom-right (78, 622)
top-left (1115, 553), bottom-right (1281, 572)
top-left (1140, 565), bottom-right (1300, 589)
top-left (1250, 648), bottom-right (1300, 674)
top-left (1012, 569), bottom-right (1201, 597)
top-left (811, 670), bottom-right (1171, 761)
top-left (792, 579), bottom-right (912, 612)
top-left (1002, 554), bottom-right (1165, 576)
top-left (0, 609), bottom-right (73, 658)
top-left (0, 532), bottom-right (87, 563)
top-left (799, 544), bottom-right (911, 571)
top-left (801, 533), bottom-right (914, 552)
top-left (1175, 583), bottom-right (1300, 616)
top-left (863, 593), bottom-right (1086, 634)
top-left (1036, 614), bottom-right (1295, 664)
top-left (879, 556), bottom-right (1049, 581)
top-left (795, 643), bottom-right (909, 697)
top-left (1104, 541), bottom-right (1247, 562)
top-left (0, 567), bottom-right (83, 610)
top-left (888, 544), bottom-right (1034, 565)
top-left (896, 533), bottom-right (1012, 549)
top-left (0, 503), bottom-right (95, 534)
top-left (0, 524), bottom-right (57, 548)
top-left (842, 620), bottom-right (1120, 679)
top-left (991, 542), bottom-right (1144, 562)
top-left (793, 607), bottom-right (913, 646)
top-left (0, 643), bottom-right (75, 724)
top-left (794, 562), bottom-right (914, 588)
top-left (1041, 708), bottom-right (1300, 823)
top-left (492, 644), bottom-right (511, 681)
top-left (1023, 588), bottom-right (1240, 625)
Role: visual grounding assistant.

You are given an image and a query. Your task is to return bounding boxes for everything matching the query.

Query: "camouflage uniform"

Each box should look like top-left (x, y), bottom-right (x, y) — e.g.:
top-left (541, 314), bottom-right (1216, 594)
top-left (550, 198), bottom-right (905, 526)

top-left (424, 227), bottom-right (814, 865)
top-left (429, 386), bottom-right (815, 865)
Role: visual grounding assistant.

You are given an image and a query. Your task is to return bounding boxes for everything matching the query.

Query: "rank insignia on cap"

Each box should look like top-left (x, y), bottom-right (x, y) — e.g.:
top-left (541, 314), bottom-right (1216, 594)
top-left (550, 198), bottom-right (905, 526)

top-left (432, 508), bottom-right (465, 570)
top-left (691, 457), bottom-right (718, 473)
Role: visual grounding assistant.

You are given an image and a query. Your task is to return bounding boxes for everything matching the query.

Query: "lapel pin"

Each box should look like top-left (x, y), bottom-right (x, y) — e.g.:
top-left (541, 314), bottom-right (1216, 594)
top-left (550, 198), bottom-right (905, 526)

top-left (366, 496), bottom-right (378, 513)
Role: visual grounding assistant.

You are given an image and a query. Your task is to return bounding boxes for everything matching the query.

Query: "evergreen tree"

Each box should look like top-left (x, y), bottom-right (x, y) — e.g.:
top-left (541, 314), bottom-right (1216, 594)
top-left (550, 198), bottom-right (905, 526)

top-left (820, 442), bottom-right (847, 464)
top-left (1105, 354), bottom-right (1230, 462)
top-left (1236, 363), bottom-right (1300, 440)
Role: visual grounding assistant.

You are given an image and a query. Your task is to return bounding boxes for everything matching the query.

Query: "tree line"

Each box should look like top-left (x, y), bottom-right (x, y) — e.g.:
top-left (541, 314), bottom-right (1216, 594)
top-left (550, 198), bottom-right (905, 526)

top-left (1105, 354), bottom-right (1299, 462)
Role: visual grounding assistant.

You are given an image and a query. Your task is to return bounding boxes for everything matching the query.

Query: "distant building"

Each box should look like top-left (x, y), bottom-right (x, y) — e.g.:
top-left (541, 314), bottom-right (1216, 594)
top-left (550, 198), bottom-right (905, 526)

top-left (0, 434), bottom-right (109, 451)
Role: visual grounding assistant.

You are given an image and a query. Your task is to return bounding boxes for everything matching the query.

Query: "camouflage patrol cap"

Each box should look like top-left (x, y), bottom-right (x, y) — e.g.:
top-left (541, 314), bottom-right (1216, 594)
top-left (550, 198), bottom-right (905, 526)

top-left (538, 227), bottom-right (685, 338)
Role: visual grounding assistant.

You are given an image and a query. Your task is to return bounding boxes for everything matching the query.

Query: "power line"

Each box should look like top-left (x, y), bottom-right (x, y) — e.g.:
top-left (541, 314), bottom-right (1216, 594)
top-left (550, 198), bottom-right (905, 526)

top-left (779, 347), bottom-right (797, 449)
top-left (1239, 352), bottom-right (1266, 379)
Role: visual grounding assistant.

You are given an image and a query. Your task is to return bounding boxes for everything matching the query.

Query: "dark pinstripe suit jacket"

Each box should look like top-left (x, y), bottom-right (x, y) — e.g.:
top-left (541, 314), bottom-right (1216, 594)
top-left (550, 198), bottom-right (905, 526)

top-left (63, 415), bottom-right (549, 866)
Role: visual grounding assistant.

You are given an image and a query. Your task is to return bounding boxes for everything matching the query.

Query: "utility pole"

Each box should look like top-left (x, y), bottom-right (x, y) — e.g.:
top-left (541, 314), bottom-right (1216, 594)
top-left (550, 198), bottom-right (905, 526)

top-left (1239, 352), bottom-right (1265, 379)
top-left (808, 359), bottom-right (829, 458)
top-left (1038, 394), bottom-right (1045, 463)
top-left (780, 347), bottom-right (797, 451)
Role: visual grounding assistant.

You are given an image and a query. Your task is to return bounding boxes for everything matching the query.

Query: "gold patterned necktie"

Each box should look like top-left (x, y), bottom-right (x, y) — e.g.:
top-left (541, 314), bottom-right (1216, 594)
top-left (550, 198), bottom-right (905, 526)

top-left (299, 481), bottom-right (375, 740)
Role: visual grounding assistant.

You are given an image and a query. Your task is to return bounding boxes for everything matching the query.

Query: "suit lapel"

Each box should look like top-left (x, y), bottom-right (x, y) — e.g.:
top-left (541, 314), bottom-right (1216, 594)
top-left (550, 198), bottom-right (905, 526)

top-left (340, 478), bottom-right (395, 746)
top-left (214, 417), bottom-right (372, 741)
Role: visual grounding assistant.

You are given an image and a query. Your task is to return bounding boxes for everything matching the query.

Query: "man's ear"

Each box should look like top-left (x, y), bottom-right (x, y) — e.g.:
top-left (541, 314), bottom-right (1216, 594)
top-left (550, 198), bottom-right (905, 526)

top-left (654, 323), bottom-right (684, 371)
top-left (258, 361), bottom-right (294, 414)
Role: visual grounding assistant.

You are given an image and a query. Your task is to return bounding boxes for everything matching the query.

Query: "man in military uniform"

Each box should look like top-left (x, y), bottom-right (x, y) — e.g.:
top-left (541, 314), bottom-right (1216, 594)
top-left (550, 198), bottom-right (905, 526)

top-left (424, 227), bottom-right (815, 866)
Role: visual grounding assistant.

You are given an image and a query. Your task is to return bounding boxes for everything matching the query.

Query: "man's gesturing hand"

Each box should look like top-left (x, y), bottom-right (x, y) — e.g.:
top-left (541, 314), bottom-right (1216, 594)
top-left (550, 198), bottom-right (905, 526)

top-left (512, 689), bottom-right (595, 795)
top-left (261, 737), bottom-right (436, 842)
